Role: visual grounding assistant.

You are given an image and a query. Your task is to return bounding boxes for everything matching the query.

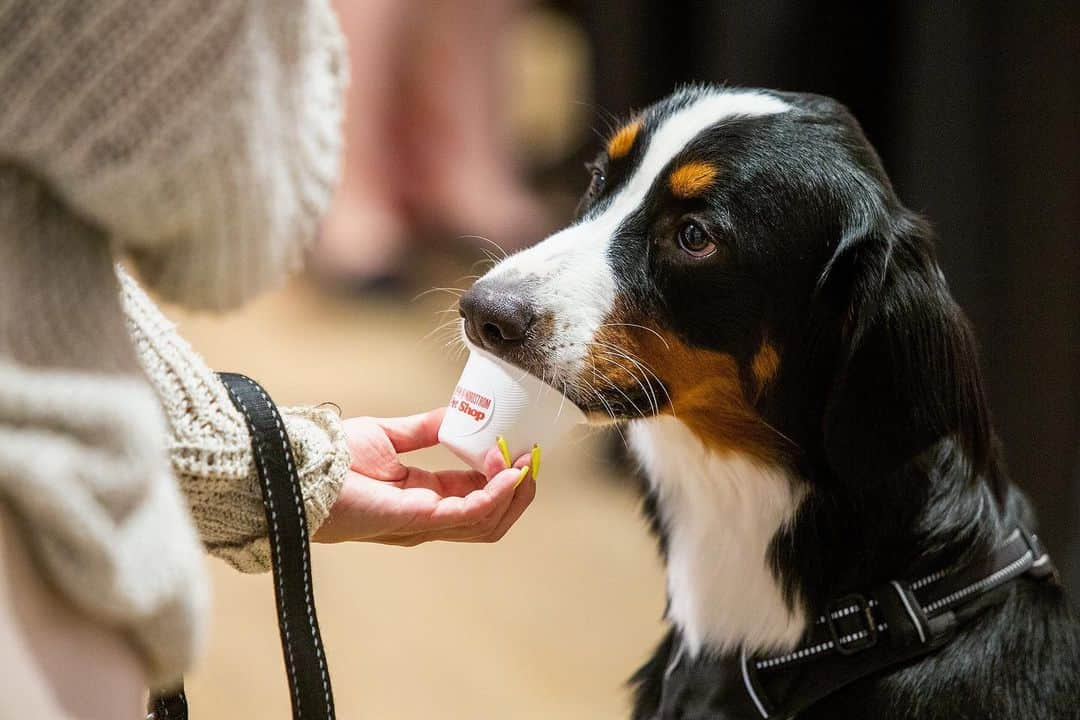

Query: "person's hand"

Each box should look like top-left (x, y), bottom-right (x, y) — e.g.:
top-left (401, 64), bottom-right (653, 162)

top-left (313, 407), bottom-right (537, 546)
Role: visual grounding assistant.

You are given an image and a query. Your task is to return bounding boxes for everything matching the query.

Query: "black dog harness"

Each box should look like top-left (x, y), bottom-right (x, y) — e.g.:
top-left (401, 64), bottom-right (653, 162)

top-left (149, 373), bottom-right (336, 720)
top-left (738, 527), bottom-right (1057, 719)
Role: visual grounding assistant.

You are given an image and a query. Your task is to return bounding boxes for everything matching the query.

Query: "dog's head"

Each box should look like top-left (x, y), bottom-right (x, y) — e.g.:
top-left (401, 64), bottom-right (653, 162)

top-left (461, 85), bottom-right (989, 485)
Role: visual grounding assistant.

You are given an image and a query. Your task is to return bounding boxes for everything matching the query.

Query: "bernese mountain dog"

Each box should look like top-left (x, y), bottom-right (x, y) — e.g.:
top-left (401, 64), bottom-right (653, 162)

top-left (457, 85), bottom-right (1080, 719)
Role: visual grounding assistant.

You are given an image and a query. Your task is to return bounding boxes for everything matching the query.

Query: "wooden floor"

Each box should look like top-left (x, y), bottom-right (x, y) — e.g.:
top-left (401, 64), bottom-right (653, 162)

top-left (167, 274), bottom-right (667, 719)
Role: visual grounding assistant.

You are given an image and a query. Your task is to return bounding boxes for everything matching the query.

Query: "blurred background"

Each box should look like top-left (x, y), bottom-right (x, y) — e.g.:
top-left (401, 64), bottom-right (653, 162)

top-left (178, 2), bottom-right (1078, 717)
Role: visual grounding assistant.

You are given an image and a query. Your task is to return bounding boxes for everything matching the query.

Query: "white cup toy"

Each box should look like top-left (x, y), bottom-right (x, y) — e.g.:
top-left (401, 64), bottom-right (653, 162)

top-left (438, 348), bottom-right (586, 471)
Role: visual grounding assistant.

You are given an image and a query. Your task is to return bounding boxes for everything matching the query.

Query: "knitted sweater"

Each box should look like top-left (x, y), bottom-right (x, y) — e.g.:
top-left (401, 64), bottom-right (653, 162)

top-left (0, 0), bottom-right (348, 687)
top-left (120, 269), bottom-right (348, 574)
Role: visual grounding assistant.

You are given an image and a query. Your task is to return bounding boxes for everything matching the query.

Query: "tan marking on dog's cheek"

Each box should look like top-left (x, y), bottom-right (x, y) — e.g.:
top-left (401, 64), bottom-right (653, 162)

top-left (650, 340), bottom-right (781, 460)
top-left (751, 342), bottom-right (780, 394)
top-left (585, 323), bottom-right (647, 402)
top-left (668, 161), bottom-right (718, 198)
top-left (607, 119), bottom-right (643, 160)
top-left (588, 317), bottom-right (783, 461)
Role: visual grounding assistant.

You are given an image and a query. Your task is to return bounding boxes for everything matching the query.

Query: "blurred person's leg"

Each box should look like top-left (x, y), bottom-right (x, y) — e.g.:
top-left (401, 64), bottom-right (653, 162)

top-left (0, 503), bottom-right (146, 719)
top-left (397, 0), bottom-right (547, 251)
top-left (313, 0), bottom-right (410, 285)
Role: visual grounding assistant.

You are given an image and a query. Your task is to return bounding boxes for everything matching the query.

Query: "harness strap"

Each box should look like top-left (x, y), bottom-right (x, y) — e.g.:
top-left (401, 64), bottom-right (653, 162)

top-left (149, 373), bottom-right (336, 720)
top-left (740, 527), bottom-right (1056, 719)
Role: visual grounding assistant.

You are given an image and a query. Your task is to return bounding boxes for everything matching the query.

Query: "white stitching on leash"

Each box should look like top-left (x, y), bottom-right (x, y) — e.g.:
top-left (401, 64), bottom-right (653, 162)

top-left (241, 376), bottom-right (333, 719)
top-left (225, 379), bottom-right (301, 716)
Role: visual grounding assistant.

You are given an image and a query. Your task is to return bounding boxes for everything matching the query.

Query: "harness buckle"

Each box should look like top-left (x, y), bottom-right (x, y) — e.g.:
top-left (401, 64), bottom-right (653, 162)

top-left (825, 594), bottom-right (878, 655)
top-left (1018, 525), bottom-right (1058, 581)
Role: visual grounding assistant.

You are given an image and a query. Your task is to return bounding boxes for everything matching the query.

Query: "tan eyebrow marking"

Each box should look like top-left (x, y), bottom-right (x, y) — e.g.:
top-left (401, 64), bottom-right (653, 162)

top-left (607, 118), bottom-right (643, 159)
top-left (668, 161), bottom-right (718, 198)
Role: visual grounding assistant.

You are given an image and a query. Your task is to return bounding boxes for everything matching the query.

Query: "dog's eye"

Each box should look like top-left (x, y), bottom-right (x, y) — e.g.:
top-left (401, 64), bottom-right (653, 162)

top-left (584, 164), bottom-right (606, 200)
top-left (575, 163), bottom-right (607, 217)
top-left (675, 221), bottom-right (716, 258)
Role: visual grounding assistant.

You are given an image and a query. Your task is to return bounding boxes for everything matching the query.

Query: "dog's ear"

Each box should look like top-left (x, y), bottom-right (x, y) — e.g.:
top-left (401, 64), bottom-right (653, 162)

top-left (818, 213), bottom-right (991, 487)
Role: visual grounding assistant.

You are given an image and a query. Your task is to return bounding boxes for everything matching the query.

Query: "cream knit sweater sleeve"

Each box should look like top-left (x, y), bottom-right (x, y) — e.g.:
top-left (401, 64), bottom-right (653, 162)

top-left (120, 270), bottom-right (349, 573)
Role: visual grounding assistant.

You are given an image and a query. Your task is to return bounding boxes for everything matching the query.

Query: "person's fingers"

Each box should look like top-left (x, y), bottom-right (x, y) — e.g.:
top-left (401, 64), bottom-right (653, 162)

top-left (314, 476), bottom-right (436, 543)
top-left (462, 464), bottom-right (531, 541)
top-left (484, 472), bottom-right (536, 542)
top-left (430, 454), bottom-right (531, 541)
top-left (373, 407), bottom-right (447, 453)
top-left (496, 436), bottom-right (513, 467)
top-left (423, 464), bottom-right (523, 538)
top-left (363, 466), bottom-right (511, 539)
top-left (471, 444), bottom-right (536, 541)
top-left (342, 417), bottom-right (407, 481)
top-left (360, 468), bottom-right (536, 546)
top-left (425, 468), bottom-right (488, 497)
top-left (481, 444), bottom-right (532, 477)
top-left (322, 450), bottom-right (540, 545)
top-left (482, 446), bottom-right (508, 477)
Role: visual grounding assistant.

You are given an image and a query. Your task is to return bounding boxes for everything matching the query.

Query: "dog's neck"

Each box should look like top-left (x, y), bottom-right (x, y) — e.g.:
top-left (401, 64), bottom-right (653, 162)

top-left (630, 411), bottom-right (1012, 662)
top-left (629, 415), bottom-right (808, 657)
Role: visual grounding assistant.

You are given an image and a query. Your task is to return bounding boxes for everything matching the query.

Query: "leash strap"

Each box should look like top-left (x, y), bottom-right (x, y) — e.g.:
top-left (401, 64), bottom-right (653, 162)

top-left (740, 526), bottom-right (1056, 719)
top-left (149, 373), bottom-right (336, 720)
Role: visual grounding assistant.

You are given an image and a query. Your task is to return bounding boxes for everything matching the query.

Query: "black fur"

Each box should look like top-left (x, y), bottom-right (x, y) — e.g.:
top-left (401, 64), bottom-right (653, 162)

top-left (573, 87), bottom-right (1080, 719)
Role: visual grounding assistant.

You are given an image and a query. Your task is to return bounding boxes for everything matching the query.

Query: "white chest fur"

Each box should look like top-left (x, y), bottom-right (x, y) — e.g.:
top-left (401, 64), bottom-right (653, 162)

top-left (629, 416), bottom-right (807, 657)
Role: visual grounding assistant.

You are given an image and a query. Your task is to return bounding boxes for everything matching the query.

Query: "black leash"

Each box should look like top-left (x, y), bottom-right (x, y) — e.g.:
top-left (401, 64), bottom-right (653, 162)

top-left (738, 526), bottom-right (1057, 719)
top-left (149, 373), bottom-right (336, 720)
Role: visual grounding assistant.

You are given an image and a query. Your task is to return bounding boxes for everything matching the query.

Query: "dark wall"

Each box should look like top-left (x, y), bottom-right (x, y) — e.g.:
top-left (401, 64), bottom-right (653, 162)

top-left (570, 0), bottom-right (1080, 587)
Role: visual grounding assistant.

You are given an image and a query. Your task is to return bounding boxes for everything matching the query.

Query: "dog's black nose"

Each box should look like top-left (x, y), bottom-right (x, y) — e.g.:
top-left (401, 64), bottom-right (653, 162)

top-left (459, 281), bottom-right (535, 353)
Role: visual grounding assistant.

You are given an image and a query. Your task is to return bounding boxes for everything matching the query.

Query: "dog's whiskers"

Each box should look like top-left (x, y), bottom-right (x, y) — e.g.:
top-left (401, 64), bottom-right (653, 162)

top-left (592, 351), bottom-right (651, 418)
top-left (575, 99), bottom-right (621, 139)
top-left (479, 249), bottom-right (502, 268)
top-left (598, 322), bottom-right (671, 349)
top-left (421, 317), bottom-right (464, 345)
top-left (412, 286), bottom-right (466, 303)
top-left (758, 416), bottom-right (800, 451)
top-left (591, 342), bottom-right (659, 415)
top-left (457, 234), bottom-right (509, 261)
top-left (573, 372), bottom-right (629, 445)
top-left (470, 256), bottom-right (498, 273)
top-left (592, 339), bottom-right (671, 417)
